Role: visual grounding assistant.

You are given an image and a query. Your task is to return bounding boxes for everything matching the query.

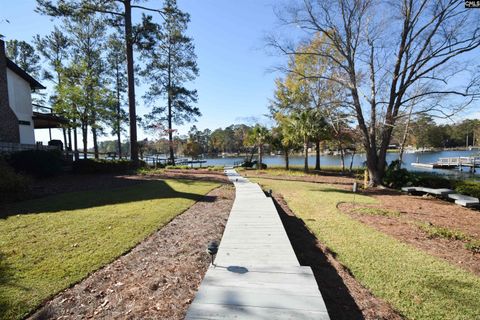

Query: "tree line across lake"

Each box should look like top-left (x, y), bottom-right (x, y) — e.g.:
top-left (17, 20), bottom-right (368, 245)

top-left (95, 116), bottom-right (480, 171)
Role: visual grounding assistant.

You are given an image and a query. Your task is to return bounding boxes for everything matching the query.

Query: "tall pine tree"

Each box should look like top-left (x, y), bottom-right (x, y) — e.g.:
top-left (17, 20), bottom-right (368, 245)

top-left (141, 0), bottom-right (199, 165)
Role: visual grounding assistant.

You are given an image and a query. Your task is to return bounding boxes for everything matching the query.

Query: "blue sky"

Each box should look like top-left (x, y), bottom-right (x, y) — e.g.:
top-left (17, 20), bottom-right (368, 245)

top-left (1, 1), bottom-right (478, 144)
top-left (1, 0), bottom-right (285, 143)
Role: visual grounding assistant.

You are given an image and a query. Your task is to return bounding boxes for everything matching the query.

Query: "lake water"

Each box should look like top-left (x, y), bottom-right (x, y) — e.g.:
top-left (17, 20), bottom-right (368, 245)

top-left (200, 150), bottom-right (480, 180)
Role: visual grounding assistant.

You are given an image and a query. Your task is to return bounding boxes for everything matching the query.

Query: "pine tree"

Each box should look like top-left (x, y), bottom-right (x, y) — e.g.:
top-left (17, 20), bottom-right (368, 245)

top-left (141, 0), bottom-right (200, 165)
top-left (106, 34), bottom-right (128, 158)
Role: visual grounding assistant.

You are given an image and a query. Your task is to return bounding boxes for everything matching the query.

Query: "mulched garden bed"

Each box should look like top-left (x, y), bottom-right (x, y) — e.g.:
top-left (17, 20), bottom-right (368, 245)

top-left (246, 170), bottom-right (480, 276)
top-left (273, 193), bottom-right (404, 320)
top-left (29, 184), bottom-right (234, 320)
top-left (338, 191), bottom-right (480, 276)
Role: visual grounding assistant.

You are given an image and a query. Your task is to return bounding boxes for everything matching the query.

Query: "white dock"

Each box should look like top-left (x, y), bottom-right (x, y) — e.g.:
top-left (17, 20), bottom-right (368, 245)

top-left (185, 168), bottom-right (330, 319)
top-left (411, 156), bottom-right (480, 171)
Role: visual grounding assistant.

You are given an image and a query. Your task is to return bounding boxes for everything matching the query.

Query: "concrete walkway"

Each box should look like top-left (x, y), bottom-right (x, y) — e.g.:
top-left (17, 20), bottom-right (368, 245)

top-left (186, 168), bottom-right (330, 319)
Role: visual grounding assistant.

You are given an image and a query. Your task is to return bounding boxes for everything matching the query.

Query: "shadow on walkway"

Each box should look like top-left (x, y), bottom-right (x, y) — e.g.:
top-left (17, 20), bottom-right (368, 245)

top-left (272, 195), bottom-right (365, 320)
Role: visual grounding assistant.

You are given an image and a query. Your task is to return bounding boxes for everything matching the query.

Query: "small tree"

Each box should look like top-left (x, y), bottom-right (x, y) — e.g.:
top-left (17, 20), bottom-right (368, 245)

top-left (272, 113), bottom-right (300, 170)
top-left (247, 125), bottom-right (271, 169)
top-left (290, 109), bottom-right (318, 172)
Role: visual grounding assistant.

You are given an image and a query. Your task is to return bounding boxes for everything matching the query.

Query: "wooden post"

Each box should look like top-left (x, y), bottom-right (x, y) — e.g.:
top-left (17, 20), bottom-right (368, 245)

top-left (364, 169), bottom-right (369, 189)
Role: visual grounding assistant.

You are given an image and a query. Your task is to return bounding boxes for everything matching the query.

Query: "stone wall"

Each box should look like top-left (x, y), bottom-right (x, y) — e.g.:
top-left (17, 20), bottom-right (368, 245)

top-left (0, 40), bottom-right (20, 143)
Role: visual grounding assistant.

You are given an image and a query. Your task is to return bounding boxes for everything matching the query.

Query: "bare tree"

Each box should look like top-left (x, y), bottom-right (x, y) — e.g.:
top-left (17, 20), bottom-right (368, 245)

top-left (271, 0), bottom-right (480, 185)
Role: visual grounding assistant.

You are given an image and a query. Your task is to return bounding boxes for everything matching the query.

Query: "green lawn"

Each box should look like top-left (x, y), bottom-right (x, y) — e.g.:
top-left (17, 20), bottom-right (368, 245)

top-left (0, 179), bottom-right (219, 320)
top-left (252, 178), bottom-right (480, 320)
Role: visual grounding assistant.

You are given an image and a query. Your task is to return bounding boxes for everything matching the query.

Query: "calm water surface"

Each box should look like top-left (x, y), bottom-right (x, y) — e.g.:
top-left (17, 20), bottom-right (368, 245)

top-left (201, 150), bottom-right (480, 180)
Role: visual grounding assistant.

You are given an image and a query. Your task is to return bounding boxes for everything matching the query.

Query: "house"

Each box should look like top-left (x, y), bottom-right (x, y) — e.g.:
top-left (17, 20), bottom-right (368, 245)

top-left (0, 39), bottom-right (45, 145)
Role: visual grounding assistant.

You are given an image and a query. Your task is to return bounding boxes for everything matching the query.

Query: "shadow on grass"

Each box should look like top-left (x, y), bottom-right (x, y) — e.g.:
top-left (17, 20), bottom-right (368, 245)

top-left (308, 187), bottom-right (356, 195)
top-left (0, 180), bottom-right (216, 218)
top-left (245, 175), bottom-right (355, 187)
top-left (0, 251), bottom-right (25, 317)
top-left (271, 196), bottom-right (364, 320)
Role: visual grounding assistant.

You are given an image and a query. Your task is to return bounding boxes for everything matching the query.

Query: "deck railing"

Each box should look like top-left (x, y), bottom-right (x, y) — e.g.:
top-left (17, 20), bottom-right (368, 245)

top-left (438, 157), bottom-right (480, 165)
top-left (0, 141), bottom-right (58, 154)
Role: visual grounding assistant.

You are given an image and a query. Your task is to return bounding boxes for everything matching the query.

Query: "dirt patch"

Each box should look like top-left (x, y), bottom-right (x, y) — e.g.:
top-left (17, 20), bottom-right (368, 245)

top-left (273, 194), bottom-right (403, 320)
top-left (338, 191), bottom-right (480, 276)
top-left (29, 185), bottom-right (234, 320)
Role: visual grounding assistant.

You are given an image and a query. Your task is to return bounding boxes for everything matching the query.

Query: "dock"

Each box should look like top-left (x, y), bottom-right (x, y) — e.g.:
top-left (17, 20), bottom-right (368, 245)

top-left (412, 156), bottom-right (480, 171)
top-left (185, 168), bottom-right (329, 319)
top-left (143, 155), bottom-right (207, 167)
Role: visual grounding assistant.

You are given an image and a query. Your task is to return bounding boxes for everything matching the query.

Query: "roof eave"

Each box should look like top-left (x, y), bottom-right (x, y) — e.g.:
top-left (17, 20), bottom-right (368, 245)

top-left (6, 59), bottom-right (46, 90)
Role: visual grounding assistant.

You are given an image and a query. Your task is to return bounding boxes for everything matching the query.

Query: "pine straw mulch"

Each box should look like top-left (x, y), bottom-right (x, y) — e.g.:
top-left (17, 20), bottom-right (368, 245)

top-left (243, 169), bottom-right (480, 276)
top-left (339, 190), bottom-right (480, 276)
top-left (273, 193), bottom-right (404, 320)
top-left (29, 184), bottom-right (234, 320)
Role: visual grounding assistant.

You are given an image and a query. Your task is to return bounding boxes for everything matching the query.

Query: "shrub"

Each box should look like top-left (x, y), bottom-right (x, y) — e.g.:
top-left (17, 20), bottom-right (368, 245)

top-left (415, 174), bottom-right (452, 189)
top-left (465, 240), bottom-right (480, 253)
top-left (137, 167), bottom-right (165, 175)
top-left (352, 207), bottom-right (401, 217)
top-left (255, 162), bottom-right (267, 170)
top-left (72, 159), bottom-right (144, 174)
top-left (454, 181), bottom-right (480, 199)
top-left (207, 166), bottom-right (224, 171)
top-left (243, 160), bottom-right (267, 169)
top-left (240, 161), bottom-right (255, 168)
top-left (383, 160), bottom-right (414, 189)
top-left (165, 165), bottom-right (190, 170)
top-left (8, 150), bottom-right (63, 178)
top-left (0, 159), bottom-right (31, 201)
top-left (418, 223), bottom-right (468, 241)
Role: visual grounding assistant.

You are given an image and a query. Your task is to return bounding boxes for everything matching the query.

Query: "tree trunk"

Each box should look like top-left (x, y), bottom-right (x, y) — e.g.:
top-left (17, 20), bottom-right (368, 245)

top-left (304, 138), bottom-right (309, 172)
top-left (116, 130), bottom-right (122, 159)
top-left (315, 140), bottom-right (320, 171)
top-left (62, 128), bottom-right (67, 151)
top-left (68, 128), bottom-right (72, 151)
top-left (258, 144), bottom-right (263, 170)
top-left (73, 121), bottom-right (79, 161)
top-left (248, 147), bottom-right (255, 163)
top-left (284, 148), bottom-right (289, 170)
top-left (340, 147), bottom-right (345, 172)
top-left (92, 126), bottom-right (99, 159)
top-left (366, 147), bottom-right (384, 186)
top-left (124, 0), bottom-right (138, 163)
top-left (116, 67), bottom-right (122, 159)
top-left (167, 100), bottom-right (174, 165)
top-left (398, 105), bottom-right (413, 169)
top-left (167, 40), bottom-right (175, 166)
top-left (82, 123), bottom-right (88, 159)
top-left (349, 149), bottom-right (356, 172)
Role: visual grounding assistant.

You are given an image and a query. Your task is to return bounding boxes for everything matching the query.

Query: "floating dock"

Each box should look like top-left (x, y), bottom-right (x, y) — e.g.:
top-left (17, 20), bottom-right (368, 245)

top-left (412, 156), bottom-right (480, 171)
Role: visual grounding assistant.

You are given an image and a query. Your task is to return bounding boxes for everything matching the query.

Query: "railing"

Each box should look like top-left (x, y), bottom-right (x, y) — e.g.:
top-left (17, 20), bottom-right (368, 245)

top-left (437, 157), bottom-right (480, 166)
top-left (0, 141), bottom-right (58, 154)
